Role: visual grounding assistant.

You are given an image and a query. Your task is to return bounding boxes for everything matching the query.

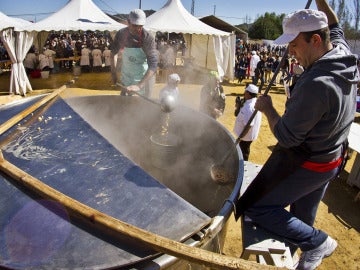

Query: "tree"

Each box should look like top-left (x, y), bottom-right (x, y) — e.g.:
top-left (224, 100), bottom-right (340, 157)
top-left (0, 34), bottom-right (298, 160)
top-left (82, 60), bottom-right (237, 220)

top-left (331, 0), bottom-right (359, 41)
top-left (247, 12), bottom-right (283, 40)
top-left (353, 0), bottom-right (360, 30)
top-left (234, 1), bottom-right (359, 41)
top-left (336, 0), bottom-right (352, 27)
top-left (329, 0), bottom-right (336, 10)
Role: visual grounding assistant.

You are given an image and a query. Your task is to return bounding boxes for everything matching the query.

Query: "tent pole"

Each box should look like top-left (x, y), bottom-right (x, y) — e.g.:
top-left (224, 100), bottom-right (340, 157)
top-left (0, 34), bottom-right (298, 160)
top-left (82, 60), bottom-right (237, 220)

top-left (206, 35), bottom-right (209, 69)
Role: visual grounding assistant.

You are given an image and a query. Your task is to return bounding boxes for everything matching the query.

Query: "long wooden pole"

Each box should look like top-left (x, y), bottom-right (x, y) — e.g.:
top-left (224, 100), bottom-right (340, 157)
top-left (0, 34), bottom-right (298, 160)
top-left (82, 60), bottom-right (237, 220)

top-left (0, 85), bottom-right (66, 136)
top-left (0, 152), bottom-right (284, 270)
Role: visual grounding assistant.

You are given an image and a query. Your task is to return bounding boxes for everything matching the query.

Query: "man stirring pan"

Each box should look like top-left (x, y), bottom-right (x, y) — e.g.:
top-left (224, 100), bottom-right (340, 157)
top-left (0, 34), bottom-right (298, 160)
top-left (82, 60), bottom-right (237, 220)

top-left (235, 0), bottom-right (358, 269)
top-left (111, 9), bottom-right (158, 97)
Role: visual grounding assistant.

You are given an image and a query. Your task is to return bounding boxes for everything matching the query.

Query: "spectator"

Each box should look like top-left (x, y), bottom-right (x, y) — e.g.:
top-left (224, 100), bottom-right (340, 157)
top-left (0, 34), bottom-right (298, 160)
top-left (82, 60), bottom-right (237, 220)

top-left (43, 45), bottom-right (56, 73)
top-left (80, 45), bottom-right (91, 73)
top-left (264, 52), bottom-right (274, 84)
top-left (103, 46), bottom-right (112, 71)
top-left (24, 46), bottom-right (38, 74)
top-left (249, 50), bottom-right (260, 85)
top-left (254, 54), bottom-right (267, 93)
top-left (91, 44), bottom-right (103, 72)
top-left (235, 53), bottom-right (248, 84)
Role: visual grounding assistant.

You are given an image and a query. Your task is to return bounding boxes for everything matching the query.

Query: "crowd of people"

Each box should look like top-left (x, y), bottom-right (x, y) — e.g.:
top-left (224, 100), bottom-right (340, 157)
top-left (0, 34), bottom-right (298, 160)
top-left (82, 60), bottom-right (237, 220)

top-left (17, 26), bottom-right (186, 77)
top-left (234, 40), bottom-right (304, 93)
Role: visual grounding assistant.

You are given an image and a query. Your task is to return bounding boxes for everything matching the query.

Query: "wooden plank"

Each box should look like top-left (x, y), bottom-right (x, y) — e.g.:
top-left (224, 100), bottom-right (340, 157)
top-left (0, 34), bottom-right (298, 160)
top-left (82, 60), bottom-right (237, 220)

top-left (0, 152), bottom-right (284, 270)
top-left (348, 122), bottom-right (360, 153)
top-left (0, 85), bottom-right (66, 136)
top-left (347, 153), bottom-right (360, 188)
top-left (347, 123), bottom-right (360, 188)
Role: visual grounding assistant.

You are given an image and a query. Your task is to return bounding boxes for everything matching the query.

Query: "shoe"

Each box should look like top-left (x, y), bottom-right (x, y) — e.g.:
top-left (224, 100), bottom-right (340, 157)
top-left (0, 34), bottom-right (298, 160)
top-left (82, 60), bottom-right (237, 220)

top-left (296, 236), bottom-right (337, 270)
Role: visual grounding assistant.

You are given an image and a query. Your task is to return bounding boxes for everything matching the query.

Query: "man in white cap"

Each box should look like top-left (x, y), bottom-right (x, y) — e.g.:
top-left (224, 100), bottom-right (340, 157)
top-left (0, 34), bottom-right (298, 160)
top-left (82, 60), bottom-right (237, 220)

top-left (233, 84), bottom-right (262, 161)
top-left (111, 9), bottom-right (158, 97)
top-left (235, 1), bottom-right (358, 270)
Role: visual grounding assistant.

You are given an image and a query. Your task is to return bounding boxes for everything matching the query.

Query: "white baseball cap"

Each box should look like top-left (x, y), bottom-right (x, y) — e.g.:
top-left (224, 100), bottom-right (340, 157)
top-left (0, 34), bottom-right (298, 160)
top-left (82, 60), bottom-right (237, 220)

top-left (274, 9), bottom-right (328, 45)
top-left (168, 73), bottom-right (181, 83)
top-left (129, 9), bottom-right (146, 25)
top-left (245, 84), bottom-right (259, 94)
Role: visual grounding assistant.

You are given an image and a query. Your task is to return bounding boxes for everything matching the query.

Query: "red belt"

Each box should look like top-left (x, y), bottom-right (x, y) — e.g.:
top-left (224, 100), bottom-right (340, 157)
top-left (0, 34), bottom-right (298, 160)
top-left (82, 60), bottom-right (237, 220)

top-left (301, 157), bottom-right (342, 172)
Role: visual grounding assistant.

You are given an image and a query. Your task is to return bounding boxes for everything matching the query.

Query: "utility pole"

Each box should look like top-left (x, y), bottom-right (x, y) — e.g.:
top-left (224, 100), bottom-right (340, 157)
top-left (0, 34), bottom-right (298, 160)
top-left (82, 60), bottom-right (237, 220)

top-left (139, 0), bottom-right (142, 9)
top-left (191, 0), bottom-right (195, 15)
top-left (213, 5), bottom-right (216, 16)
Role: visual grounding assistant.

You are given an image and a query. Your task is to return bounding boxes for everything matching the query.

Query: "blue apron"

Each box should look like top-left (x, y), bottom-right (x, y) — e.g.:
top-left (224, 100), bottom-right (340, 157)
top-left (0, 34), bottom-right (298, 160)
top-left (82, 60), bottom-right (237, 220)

top-left (121, 47), bottom-right (148, 95)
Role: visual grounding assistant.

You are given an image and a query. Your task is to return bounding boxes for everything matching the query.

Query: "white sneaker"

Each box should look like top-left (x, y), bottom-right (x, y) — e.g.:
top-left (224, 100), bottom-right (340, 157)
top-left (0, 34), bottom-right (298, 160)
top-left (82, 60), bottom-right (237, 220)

top-left (296, 236), bottom-right (337, 270)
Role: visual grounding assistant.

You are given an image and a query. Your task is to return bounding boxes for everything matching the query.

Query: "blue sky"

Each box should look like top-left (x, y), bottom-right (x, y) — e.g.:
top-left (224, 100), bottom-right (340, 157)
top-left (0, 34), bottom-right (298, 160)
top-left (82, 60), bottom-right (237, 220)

top-left (1, 0), bottom-right (317, 25)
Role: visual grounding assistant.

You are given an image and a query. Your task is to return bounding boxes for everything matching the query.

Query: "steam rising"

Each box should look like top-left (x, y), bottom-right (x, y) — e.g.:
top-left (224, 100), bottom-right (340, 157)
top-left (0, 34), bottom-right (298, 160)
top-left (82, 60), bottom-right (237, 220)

top-left (65, 94), bottom-right (239, 216)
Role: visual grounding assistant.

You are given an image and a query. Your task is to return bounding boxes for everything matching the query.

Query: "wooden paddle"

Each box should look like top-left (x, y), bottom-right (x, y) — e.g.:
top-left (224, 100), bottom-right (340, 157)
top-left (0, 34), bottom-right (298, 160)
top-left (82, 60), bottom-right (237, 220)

top-left (0, 85), bottom-right (66, 136)
top-left (0, 151), bottom-right (284, 270)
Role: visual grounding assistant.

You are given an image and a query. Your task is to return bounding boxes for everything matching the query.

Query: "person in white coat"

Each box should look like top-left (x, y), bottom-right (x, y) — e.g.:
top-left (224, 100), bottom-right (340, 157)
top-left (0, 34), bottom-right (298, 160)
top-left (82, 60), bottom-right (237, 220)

top-left (38, 48), bottom-right (50, 71)
top-left (80, 45), bottom-right (91, 72)
top-left (103, 47), bottom-right (112, 71)
top-left (43, 46), bottom-right (56, 72)
top-left (249, 51), bottom-right (260, 85)
top-left (233, 83), bottom-right (262, 161)
top-left (24, 46), bottom-right (38, 74)
top-left (91, 44), bottom-right (103, 72)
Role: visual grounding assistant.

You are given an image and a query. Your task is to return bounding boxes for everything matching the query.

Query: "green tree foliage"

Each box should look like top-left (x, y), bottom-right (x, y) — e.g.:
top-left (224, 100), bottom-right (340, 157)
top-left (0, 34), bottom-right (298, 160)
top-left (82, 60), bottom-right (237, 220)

top-left (246, 12), bottom-right (284, 40)
top-left (235, 1), bottom-right (359, 40)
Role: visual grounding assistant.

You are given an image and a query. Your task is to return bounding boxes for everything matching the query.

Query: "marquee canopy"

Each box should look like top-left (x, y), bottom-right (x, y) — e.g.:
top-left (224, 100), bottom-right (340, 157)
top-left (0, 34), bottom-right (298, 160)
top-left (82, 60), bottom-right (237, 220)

top-left (145, 0), bottom-right (229, 36)
top-left (1, 0), bottom-right (126, 95)
top-left (0, 11), bottom-right (32, 31)
top-left (22, 0), bottom-right (126, 32)
top-left (0, 11), bottom-right (34, 95)
top-left (145, 0), bottom-right (235, 80)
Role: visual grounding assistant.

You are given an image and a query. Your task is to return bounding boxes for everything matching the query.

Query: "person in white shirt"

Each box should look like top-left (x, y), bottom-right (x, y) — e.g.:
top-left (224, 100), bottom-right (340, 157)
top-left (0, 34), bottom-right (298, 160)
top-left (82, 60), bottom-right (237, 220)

top-left (233, 83), bottom-right (262, 161)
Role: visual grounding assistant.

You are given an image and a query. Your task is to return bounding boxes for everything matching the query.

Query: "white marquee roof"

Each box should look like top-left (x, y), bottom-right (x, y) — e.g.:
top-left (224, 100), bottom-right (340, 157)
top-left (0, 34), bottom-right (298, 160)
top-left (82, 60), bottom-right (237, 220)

top-left (0, 11), bottom-right (32, 31)
top-left (22, 0), bottom-right (126, 32)
top-left (145, 0), bottom-right (230, 36)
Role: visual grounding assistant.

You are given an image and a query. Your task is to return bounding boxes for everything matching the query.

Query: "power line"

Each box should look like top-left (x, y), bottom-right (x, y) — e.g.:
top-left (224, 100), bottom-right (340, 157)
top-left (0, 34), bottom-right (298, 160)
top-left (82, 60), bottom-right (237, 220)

top-left (95, 0), bottom-right (120, 15)
top-left (216, 15), bottom-right (254, 24)
top-left (6, 12), bottom-right (54, 17)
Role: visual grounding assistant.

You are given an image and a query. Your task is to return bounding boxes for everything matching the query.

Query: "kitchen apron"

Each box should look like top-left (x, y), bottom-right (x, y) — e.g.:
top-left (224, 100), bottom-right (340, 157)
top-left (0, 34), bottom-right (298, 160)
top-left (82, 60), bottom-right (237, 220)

top-left (120, 47), bottom-right (148, 96)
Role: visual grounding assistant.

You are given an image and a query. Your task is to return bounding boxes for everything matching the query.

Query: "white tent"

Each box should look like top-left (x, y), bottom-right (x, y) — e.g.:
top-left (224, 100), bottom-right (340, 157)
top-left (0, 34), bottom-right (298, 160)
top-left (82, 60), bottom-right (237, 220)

top-left (4, 0), bottom-right (126, 95)
top-left (145, 0), bottom-right (235, 80)
top-left (0, 12), bottom-right (32, 31)
top-left (22, 0), bottom-right (126, 32)
top-left (22, 0), bottom-right (126, 55)
top-left (0, 11), bottom-right (35, 95)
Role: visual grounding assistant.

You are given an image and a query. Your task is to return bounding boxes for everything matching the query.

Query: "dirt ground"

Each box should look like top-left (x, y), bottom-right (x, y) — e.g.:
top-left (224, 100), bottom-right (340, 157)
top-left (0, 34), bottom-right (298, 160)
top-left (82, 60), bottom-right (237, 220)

top-left (0, 71), bottom-right (359, 269)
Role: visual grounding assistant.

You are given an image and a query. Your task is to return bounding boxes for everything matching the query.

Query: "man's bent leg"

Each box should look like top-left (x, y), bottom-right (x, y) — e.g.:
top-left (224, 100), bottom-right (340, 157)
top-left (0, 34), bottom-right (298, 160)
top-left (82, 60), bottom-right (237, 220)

top-left (244, 167), bottom-right (337, 251)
